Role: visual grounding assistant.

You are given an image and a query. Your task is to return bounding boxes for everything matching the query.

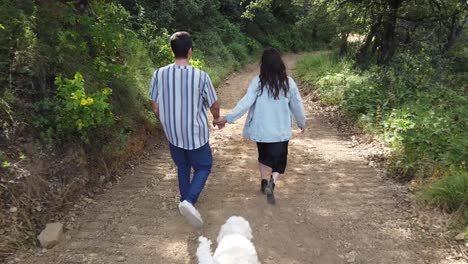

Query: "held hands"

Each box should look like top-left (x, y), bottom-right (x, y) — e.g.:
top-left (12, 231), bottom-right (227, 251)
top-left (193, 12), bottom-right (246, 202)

top-left (293, 127), bottom-right (306, 137)
top-left (213, 116), bottom-right (227, 129)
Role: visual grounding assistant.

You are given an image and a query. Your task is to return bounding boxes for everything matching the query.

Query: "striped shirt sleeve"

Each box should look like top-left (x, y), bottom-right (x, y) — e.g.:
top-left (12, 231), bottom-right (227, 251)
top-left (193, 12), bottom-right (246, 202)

top-left (148, 69), bottom-right (159, 101)
top-left (202, 73), bottom-right (218, 107)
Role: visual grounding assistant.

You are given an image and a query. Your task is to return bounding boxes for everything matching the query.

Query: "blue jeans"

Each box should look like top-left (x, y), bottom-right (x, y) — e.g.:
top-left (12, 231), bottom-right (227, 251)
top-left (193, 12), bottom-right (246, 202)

top-left (169, 143), bottom-right (213, 204)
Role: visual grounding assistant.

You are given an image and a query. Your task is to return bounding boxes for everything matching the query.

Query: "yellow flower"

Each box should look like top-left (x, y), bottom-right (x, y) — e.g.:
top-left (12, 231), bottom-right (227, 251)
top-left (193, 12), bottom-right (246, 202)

top-left (81, 99), bottom-right (88, 106)
top-left (78, 121), bottom-right (83, 129)
top-left (72, 95), bottom-right (78, 100)
top-left (87, 97), bottom-right (94, 104)
top-left (102, 89), bottom-right (108, 95)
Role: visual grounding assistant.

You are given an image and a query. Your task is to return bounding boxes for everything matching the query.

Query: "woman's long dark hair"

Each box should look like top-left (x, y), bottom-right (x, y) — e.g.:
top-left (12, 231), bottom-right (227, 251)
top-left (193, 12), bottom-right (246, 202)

top-left (259, 47), bottom-right (289, 99)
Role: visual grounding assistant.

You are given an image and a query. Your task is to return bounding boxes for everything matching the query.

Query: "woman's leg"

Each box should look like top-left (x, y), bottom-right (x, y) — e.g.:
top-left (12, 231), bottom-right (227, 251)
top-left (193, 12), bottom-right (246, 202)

top-left (271, 141), bottom-right (288, 183)
top-left (258, 162), bottom-right (270, 180)
top-left (272, 171), bottom-right (280, 183)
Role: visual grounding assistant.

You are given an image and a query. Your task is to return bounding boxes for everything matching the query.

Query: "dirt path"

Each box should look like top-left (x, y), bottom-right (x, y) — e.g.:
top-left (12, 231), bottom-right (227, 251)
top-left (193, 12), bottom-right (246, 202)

top-left (19, 54), bottom-right (453, 264)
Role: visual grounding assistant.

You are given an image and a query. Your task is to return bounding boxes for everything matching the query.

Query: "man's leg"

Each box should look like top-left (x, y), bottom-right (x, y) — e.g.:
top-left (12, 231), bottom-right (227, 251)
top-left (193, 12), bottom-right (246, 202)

top-left (169, 144), bottom-right (191, 202)
top-left (186, 143), bottom-right (213, 204)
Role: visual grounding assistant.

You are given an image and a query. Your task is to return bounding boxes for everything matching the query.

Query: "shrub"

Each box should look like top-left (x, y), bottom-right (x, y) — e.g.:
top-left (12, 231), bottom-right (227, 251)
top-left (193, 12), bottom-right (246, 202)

top-left (421, 165), bottom-right (468, 213)
top-left (53, 72), bottom-right (113, 143)
top-left (228, 43), bottom-right (249, 64)
top-left (296, 51), bottom-right (468, 214)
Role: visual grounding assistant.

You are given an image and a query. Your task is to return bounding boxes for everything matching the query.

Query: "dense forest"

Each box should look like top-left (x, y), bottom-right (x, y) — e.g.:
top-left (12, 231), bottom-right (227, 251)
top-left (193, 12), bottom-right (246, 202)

top-left (0, 0), bottom-right (466, 258)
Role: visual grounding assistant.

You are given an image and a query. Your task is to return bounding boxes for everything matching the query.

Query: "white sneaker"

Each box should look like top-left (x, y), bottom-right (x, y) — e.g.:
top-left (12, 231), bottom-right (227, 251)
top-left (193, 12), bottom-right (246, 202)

top-left (178, 200), bottom-right (203, 228)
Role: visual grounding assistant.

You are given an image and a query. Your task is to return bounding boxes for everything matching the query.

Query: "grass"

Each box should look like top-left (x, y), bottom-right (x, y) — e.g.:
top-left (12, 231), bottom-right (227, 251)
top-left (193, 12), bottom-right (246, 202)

top-left (421, 167), bottom-right (468, 213)
top-left (295, 52), bottom-right (344, 84)
top-left (296, 52), bottom-right (357, 105)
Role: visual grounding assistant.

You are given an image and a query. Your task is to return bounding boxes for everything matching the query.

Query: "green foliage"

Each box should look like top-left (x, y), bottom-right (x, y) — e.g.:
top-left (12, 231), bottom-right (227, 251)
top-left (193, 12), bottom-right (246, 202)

top-left (296, 52), bottom-right (357, 104)
top-left (53, 72), bottom-right (113, 143)
top-left (421, 165), bottom-right (468, 213)
top-left (297, 51), bottom-right (468, 213)
top-left (296, 52), bottom-right (347, 83)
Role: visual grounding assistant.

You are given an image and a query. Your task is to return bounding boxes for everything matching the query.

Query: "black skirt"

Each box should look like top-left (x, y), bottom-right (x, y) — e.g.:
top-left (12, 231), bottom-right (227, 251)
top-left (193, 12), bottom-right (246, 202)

top-left (256, 141), bottom-right (289, 174)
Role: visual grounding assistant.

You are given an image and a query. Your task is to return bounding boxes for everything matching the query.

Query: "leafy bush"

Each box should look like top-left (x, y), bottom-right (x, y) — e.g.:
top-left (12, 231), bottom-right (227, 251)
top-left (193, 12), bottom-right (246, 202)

top-left (228, 43), bottom-right (249, 64)
top-left (421, 165), bottom-right (468, 213)
top-left (53, 73), bottom-right (113, 143)
top-left (297, 51), bottom-right (468, 214)
top-left (296, 52), bottom-right (346, 83)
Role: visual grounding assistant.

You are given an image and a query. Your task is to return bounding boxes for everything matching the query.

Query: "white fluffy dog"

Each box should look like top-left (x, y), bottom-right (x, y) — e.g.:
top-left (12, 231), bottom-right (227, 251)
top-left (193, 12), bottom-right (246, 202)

top-left (196, 216), bottom-right (261, 264)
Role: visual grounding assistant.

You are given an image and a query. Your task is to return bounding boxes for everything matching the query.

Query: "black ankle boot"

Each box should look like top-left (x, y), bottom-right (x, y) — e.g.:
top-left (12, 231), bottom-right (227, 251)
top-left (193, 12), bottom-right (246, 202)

top-left (265, 176), bottom-right (275, 195)
top-left (261, 179), bottom-right (268, 194)
top-left (265, 176), bottom-right (276, 205)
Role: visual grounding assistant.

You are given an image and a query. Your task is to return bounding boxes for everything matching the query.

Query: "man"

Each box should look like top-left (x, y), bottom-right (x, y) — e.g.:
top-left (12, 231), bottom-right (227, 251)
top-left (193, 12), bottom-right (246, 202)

top-left (149, 32), bottom-right (222, 228)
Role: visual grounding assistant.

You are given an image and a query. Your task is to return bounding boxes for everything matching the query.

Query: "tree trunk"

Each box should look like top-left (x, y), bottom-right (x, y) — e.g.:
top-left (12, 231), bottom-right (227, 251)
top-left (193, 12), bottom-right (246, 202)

top-left (339, 32), bottom-right (349, 56)
top-left (303, 0), bottom-right (310, 14)
top-left (356, 16), bottom-right (381, 65)
top-left (312, 25), bottom-right (318, 39)
top-left (376, 0), bottom-right (403, 64)
top-left (76, 0), bottom-right (89, 14)
top-left (443, 15), bottom-right (467, 52)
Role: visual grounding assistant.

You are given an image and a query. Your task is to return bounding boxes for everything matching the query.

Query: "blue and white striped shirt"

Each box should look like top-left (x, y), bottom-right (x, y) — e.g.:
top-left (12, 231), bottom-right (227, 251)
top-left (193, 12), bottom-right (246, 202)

top-left (149, 64), bottom-right (218, 150)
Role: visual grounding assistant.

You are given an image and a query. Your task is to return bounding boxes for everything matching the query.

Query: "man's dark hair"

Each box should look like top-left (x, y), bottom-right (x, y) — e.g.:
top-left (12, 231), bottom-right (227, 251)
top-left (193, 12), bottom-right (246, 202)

top-left (170, 31), bottom-right (192, 59)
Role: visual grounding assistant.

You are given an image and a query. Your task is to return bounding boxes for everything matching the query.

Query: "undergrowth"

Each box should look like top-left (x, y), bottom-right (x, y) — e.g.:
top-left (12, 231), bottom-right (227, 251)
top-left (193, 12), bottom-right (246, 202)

top-left (296, 51), bottom-right (468, 220)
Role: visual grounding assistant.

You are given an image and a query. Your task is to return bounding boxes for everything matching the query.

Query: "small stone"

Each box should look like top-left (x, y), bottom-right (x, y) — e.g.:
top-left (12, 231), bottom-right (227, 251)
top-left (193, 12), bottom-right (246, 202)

top-left (38, 223), bottom-right (64, 249)
top-left (117, 256), bottom-right (125, 262)
top-left (83, 197), bottom-right (94, 204)
top-left (455, 232), bottom-right (466, 241)
top-left (41, 248), bottom-right (48, 253)
top-left (9, 207), bottom-right (18, 213)
top-left (345, 251), bottom-right (357, 263)
top-left (14, 258), bottom-right (20, 262)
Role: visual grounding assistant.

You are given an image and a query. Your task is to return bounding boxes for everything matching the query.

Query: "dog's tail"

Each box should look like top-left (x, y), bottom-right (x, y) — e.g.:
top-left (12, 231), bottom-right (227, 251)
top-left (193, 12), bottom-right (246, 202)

top-left (196, 236), bottom-right (217, 264)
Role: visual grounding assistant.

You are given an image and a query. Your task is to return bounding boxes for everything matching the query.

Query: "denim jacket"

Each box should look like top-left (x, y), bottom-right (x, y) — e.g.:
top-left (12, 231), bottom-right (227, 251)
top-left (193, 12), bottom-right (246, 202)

top-left (225, 76), bottom-right (306, 143)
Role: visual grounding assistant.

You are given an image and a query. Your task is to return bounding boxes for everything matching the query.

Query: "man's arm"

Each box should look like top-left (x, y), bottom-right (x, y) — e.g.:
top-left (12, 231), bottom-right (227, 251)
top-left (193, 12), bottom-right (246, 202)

top-left (149, 69), bottom-right (160, 120)
top-left (210, 101), bottom-right (225, 129)
top-left (152, 101), bottom-right (160, 119)
top-left (210, 101), bottom-right (220, 119)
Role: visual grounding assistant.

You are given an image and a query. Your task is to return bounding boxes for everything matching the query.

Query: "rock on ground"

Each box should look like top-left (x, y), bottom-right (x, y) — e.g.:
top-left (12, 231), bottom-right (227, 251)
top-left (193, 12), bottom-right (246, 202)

top-left (37, 223), bottom-right (64, 249)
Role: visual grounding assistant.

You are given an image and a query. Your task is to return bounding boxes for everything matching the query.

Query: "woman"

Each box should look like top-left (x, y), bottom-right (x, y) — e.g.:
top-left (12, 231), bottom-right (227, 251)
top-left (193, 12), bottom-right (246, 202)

top-left (217, 48), bottom-right (306, 204)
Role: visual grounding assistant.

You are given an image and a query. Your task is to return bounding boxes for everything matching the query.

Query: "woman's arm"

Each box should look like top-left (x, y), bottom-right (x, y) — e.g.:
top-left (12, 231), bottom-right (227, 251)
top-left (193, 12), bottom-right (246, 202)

top-left (288, 78), bottom-right (306, 129)
top-left (224, 77), bottom-right (259, 123)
